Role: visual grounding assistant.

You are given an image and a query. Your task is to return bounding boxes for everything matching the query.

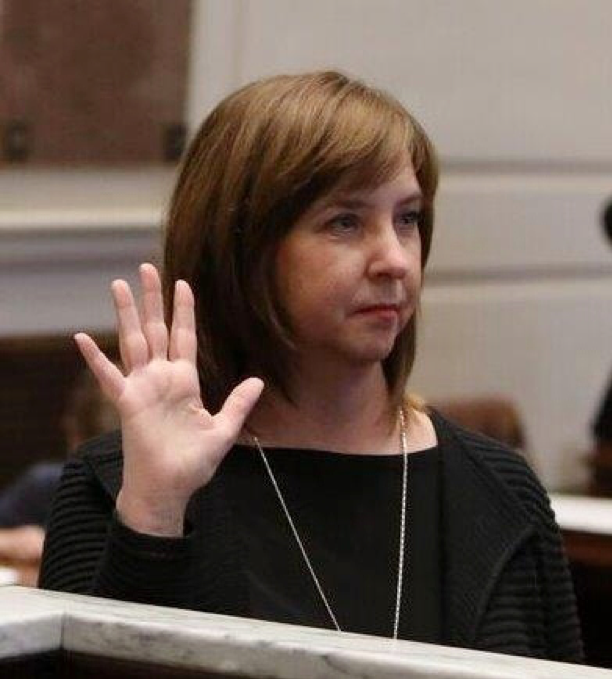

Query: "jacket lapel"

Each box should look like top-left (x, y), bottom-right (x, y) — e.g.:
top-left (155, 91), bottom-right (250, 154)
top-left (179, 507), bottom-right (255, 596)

top-left (432, 411), bottom-right (536, 647)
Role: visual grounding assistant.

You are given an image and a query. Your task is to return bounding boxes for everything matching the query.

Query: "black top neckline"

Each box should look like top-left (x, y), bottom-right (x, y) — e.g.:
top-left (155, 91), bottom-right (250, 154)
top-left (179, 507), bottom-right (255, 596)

top-left (230, 442), bottom-right (439, 463)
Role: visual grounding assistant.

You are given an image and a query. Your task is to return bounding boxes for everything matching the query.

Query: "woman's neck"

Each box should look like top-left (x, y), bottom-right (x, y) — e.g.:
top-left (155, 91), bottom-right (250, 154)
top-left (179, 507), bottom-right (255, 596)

top-left (245, 362), bottom-right (400, 454)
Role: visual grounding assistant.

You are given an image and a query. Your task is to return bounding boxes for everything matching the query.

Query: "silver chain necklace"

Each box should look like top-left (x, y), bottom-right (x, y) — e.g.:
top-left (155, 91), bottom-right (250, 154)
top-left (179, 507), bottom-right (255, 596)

top-left (251, 408), bottom-right (408, 638)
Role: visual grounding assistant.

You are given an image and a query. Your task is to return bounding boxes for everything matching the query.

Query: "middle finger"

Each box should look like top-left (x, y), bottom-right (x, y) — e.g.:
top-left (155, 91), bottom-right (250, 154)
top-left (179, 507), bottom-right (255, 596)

top-left (139, 263), bottom-right (169, 359)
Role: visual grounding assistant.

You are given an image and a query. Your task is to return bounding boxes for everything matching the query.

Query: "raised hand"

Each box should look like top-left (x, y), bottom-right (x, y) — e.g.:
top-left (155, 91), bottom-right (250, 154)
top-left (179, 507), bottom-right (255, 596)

top-left (75, 264), bottom-right (263, 536)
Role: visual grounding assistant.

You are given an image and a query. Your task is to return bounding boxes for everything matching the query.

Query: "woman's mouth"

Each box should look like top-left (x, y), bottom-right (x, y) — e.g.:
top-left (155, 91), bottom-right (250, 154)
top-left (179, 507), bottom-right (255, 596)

top-left (355, 304), bottom-right (401, 321)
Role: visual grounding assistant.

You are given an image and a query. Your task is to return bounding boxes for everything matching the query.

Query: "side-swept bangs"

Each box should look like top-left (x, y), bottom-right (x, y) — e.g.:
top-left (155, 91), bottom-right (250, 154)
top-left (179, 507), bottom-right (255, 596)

top-left (163, 71), bottom-right (438, 411)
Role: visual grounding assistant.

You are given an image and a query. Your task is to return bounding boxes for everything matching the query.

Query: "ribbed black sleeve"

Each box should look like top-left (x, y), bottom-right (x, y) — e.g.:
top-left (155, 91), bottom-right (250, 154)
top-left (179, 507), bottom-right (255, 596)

top-left (461, 430), bottom-right (584, 663)
top-left (39, 459), bottom-right (195, 609)
top-left (38, 455), bottom-right (112, 594)
top-left (39, 436), bottom-right (248, 614)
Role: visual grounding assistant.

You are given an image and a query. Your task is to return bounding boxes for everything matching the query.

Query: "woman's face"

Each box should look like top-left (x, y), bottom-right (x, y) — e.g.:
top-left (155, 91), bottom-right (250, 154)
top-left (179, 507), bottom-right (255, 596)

top-left (275, 162), bottom-right (423, 369)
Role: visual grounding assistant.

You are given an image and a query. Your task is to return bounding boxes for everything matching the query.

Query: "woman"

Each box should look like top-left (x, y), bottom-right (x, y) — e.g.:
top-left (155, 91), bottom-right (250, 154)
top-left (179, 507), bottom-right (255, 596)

top-left (40, 71), bottom-right (582, 661)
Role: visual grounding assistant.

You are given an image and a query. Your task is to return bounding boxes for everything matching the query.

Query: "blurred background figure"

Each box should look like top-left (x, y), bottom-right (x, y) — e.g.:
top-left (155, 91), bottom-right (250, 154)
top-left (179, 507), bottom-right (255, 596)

top-left (0, 369), bottom-right (118, 586)
top-left (432, 396), bottom-right (534, 466)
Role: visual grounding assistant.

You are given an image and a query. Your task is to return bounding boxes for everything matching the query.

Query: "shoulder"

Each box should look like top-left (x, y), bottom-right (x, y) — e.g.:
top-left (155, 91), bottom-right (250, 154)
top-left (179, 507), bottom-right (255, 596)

top-left (64, 430), bottom-right (124, 500)
top-left (76, 429), bottom-right (123, 460)
top-left (431, 409), bottom-right (555, 524)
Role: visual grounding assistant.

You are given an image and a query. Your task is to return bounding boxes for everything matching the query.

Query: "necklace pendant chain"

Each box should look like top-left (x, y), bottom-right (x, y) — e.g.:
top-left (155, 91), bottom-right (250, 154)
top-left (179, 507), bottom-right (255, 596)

top-left (253, 407), bottom-right (408, 639)
top-left (394, 407), bottom-right (408, 638)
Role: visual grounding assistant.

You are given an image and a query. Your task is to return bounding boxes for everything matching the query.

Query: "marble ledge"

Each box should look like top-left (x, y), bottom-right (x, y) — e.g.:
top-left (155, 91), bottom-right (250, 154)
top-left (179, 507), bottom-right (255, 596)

top-left (550, 493), bottom-right (612, 536)
top-left (0, 587), bottom-right (610, 678)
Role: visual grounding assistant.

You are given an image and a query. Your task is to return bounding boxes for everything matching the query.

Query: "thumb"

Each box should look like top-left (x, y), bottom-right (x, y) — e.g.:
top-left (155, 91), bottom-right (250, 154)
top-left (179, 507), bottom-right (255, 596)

top-left (216, 377), bottom-right (264, 437)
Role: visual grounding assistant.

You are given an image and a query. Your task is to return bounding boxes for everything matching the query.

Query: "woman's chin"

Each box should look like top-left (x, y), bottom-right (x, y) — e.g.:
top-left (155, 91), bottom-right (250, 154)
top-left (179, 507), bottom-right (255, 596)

top-left (340, 338), bottom-right (398, 366)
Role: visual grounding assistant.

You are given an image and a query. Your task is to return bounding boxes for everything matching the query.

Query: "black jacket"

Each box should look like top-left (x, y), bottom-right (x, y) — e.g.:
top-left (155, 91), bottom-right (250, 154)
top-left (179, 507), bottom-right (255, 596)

top-left (39, 411), bottom-right (583, 662)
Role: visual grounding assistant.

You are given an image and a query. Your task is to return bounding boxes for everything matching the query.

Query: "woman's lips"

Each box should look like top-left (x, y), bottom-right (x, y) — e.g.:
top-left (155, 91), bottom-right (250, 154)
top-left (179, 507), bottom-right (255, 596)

top-left (354, 304), bottom-right (401, 321)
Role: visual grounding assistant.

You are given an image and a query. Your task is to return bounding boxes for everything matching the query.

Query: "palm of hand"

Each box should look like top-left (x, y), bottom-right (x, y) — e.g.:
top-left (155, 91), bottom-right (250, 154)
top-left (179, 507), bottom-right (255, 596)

top-left (118, 358), bottom-right (220, 493)
top-left (75, 264), bottom-right (263, 533)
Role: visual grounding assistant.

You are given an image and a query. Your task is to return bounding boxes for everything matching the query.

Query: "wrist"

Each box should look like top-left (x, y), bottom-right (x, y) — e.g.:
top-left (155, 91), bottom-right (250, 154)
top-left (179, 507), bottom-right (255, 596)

top-left (116, 488), bottom-right (188, 538)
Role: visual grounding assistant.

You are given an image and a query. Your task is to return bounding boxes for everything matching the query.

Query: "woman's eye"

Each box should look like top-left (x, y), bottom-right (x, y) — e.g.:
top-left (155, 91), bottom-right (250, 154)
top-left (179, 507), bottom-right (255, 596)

top-left (328, 213), bottom-right (359, 233)
top-left (397, 210), bottom-right (422, 230)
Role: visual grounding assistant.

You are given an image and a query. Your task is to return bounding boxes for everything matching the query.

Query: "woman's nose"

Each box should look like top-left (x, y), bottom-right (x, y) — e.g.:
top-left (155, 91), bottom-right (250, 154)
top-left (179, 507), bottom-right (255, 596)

top-left (367, 225), bottom-right (410, 279)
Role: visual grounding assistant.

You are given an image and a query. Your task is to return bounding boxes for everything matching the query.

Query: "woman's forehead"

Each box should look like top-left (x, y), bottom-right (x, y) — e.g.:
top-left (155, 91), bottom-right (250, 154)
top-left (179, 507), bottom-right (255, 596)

top-left (314, 163), bottom-right (422, 210)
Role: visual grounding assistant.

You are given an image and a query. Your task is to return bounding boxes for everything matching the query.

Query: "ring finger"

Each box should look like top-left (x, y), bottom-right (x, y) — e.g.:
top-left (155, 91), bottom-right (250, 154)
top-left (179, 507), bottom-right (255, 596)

top-left (112, 279), bottom-right (148, 372)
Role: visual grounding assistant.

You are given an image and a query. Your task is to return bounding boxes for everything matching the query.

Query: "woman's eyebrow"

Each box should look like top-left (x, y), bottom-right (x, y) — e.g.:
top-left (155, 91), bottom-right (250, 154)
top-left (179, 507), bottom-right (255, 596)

top-left (396, 194), bottom-right (424, 206)
top-left (319, 191), bottom-right (423, 210)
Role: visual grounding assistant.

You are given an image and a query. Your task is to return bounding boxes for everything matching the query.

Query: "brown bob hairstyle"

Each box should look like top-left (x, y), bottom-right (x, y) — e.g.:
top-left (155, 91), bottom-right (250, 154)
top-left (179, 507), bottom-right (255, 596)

top-left (163, 70), bottom-right (438, 413)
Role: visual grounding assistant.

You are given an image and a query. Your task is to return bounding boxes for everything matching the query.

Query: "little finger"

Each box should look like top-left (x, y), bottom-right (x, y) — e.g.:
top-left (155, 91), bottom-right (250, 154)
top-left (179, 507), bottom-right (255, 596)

top-left (74, 333), bottom-right (126, 403)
